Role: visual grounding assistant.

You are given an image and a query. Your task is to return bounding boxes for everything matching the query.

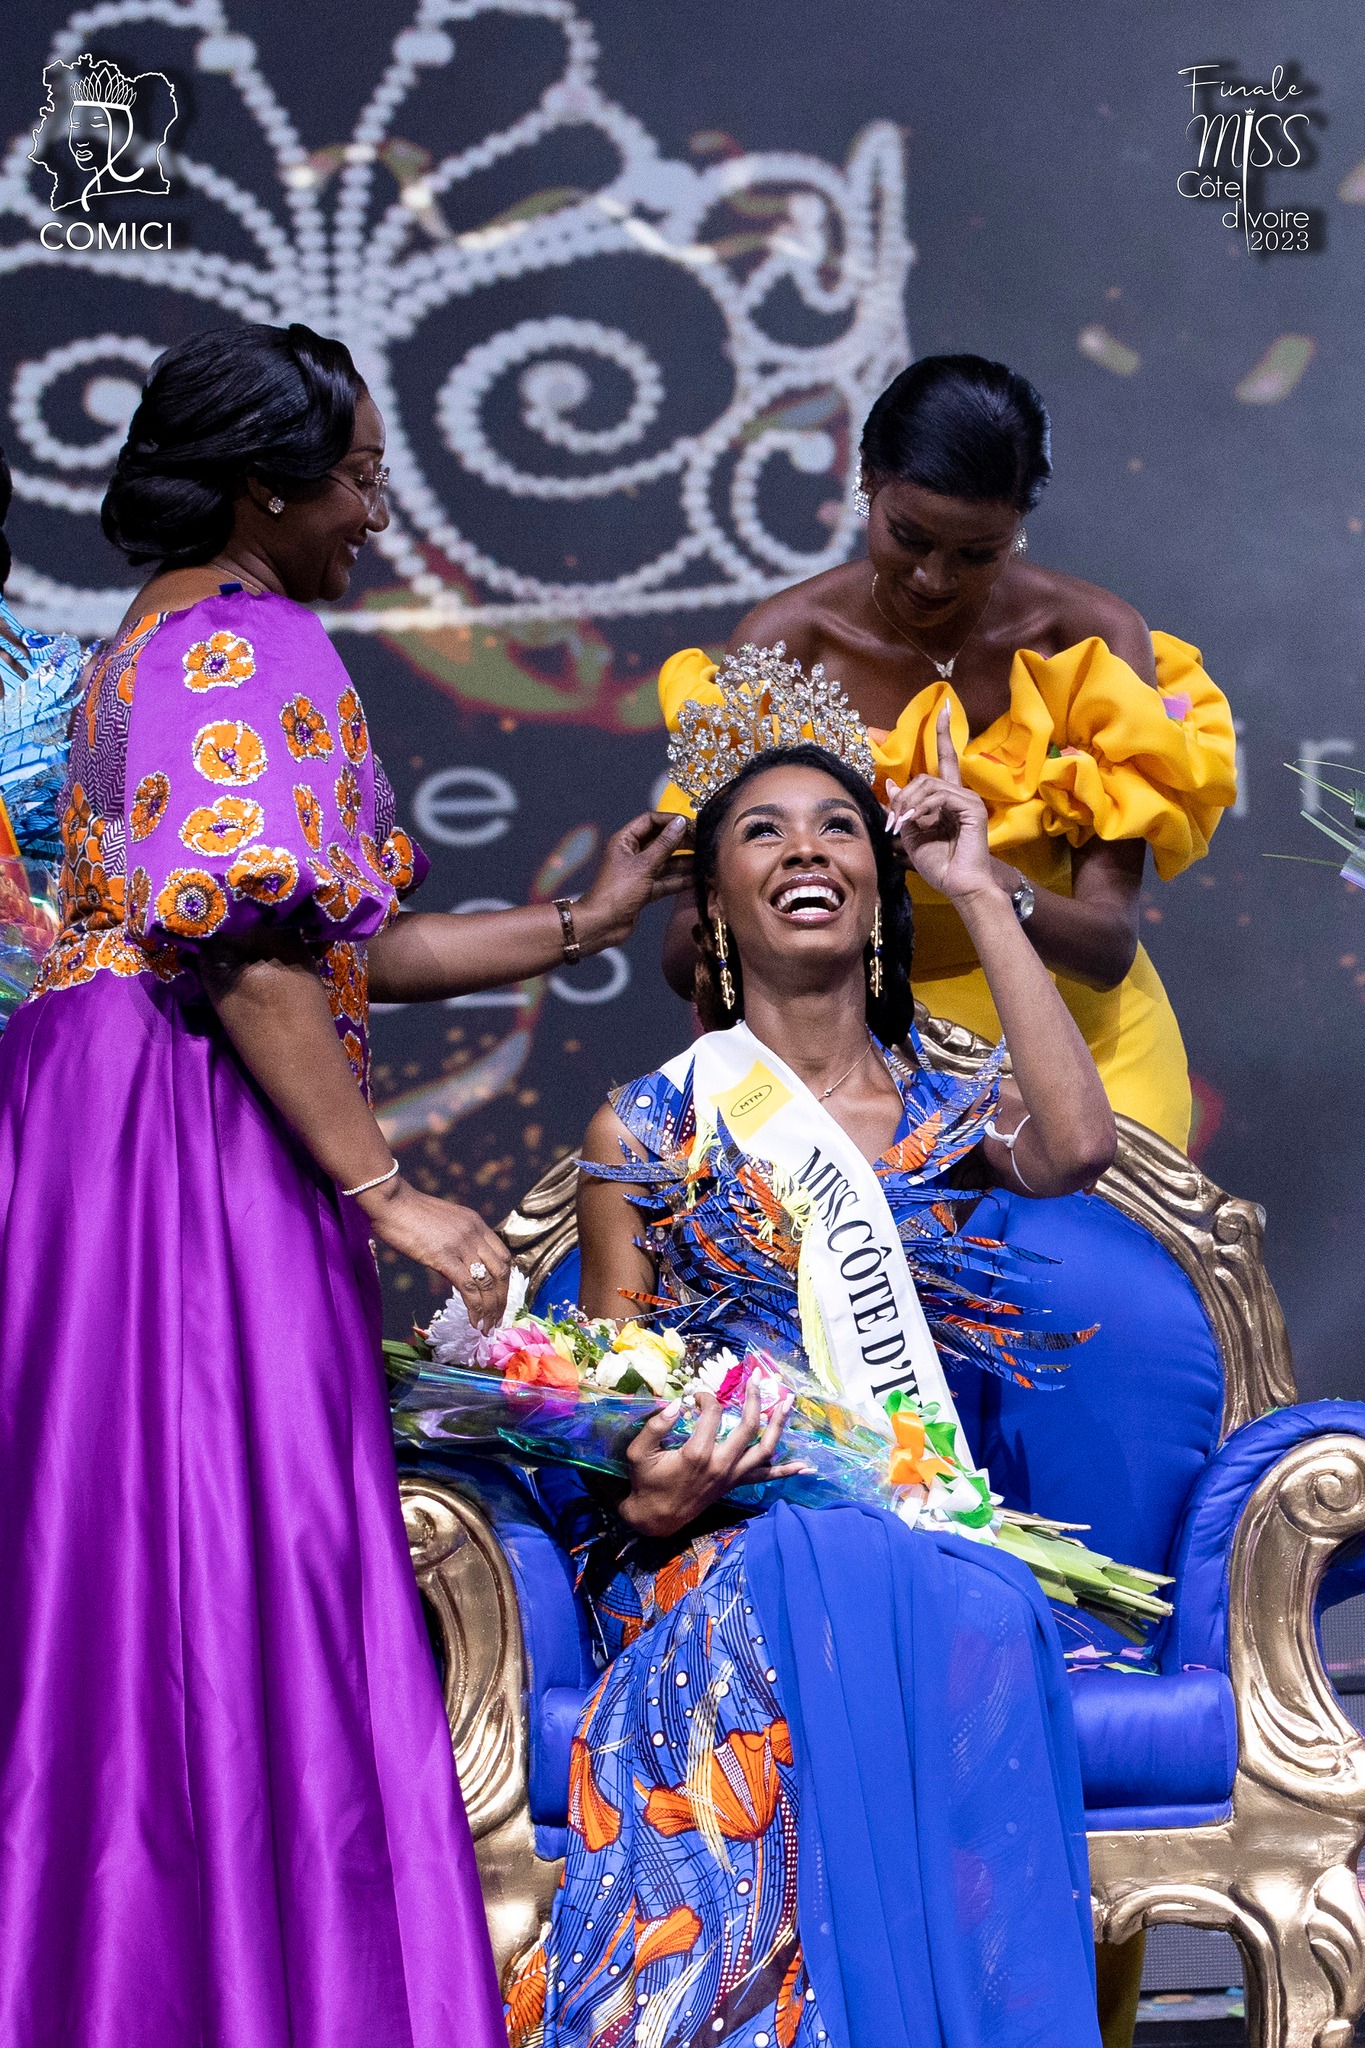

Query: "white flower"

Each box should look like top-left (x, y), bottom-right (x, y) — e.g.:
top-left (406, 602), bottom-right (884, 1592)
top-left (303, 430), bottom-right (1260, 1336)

top-left (694, 1348), bottom-right (740, 1395)
top-left (426, 1265), bottom-right (527, 1365)
top-left (596, 1345), bottom-right (673, 1396)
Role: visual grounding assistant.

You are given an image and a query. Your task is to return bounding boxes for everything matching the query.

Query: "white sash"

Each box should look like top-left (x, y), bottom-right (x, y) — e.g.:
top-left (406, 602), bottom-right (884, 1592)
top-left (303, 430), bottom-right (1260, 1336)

top-left (660, 1023), bottom-right (983, 1505)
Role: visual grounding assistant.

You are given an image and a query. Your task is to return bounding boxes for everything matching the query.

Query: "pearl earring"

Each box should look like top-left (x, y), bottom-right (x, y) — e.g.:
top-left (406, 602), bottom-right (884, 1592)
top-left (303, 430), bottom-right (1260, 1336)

top-left (267, 495), bottom-right (285, 516)
top-left (852, 481), bottom-right (871, 520)
top-left (1013, 527), bottom-right (1028, 555)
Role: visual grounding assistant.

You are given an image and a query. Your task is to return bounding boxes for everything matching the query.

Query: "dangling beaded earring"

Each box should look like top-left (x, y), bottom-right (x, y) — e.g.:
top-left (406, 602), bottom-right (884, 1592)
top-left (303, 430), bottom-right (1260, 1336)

top-left (713, 916), bottom-right (736, 1011)
top-left (852, 480), bottom-right (871, 520)
top-left (1012, 526), bottom-right (1028, 555)
top-left (868, 901), bottom-right (884, 1000)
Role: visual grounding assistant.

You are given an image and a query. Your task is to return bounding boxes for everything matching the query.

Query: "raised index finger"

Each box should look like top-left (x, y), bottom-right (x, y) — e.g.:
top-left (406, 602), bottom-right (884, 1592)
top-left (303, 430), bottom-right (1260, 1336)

top-left (934, 702), bottom-right (964, 789)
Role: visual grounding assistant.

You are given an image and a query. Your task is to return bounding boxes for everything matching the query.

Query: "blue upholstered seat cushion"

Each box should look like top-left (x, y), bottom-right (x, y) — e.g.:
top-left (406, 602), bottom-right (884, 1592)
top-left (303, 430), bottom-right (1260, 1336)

top-left (962, 1190), bottom-right (1225, 1579)
top-left (512, 1633), bottom-right (1240, 1831)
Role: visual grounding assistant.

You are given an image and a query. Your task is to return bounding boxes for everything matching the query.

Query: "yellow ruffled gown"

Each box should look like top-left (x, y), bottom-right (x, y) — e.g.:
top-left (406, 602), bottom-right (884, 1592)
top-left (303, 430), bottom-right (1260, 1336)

top-left (657, 634), bottom-right (1237, 1151)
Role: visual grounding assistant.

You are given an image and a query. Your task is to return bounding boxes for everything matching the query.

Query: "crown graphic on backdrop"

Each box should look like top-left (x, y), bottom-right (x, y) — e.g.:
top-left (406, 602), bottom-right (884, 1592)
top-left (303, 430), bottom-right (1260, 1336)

top-left (2, 1), bottom-right (911, 639)
top-left (29, 51), bottom-right (178, 213)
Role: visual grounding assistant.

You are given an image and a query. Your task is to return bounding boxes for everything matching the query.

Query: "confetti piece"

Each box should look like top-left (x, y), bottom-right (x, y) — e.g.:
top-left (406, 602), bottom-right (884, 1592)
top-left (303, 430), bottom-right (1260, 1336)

top-left (1235, 334), bottom-right (1316, 404)
top-left (1339, 159), bottom-right (1365, 203)
top-left (1077, 325), bottom-right (1140, 376)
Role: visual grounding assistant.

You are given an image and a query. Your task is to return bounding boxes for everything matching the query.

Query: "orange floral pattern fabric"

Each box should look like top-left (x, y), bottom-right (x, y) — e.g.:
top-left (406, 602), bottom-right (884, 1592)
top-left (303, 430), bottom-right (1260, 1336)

top-left (193, 720), bottom-right (268, 786)
top-left (334, 766), bottom-right (361, 836)
top-left (280, 695), bottom-right (333, 762)
top-left (32, 591), bottom-right (426, 1104)
top-left (182, 632), bottom-right (255, 691)
top-left (154, 868), bottom-right (229, 939)
top-left (508, 1522), bottom-right (819, 2046)
top-left (179, 795), bottom-right (264, 856)
top-left (337, 686), bottom-right (369, 763)
top-left (130, 771), bottom-right (170, 841)
top-left (294, 783), bottom-right (323, 850)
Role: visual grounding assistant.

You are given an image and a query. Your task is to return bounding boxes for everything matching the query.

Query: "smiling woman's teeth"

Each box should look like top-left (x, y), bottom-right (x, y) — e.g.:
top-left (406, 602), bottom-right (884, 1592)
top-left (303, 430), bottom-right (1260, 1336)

top-left (774, 881), bottom-right (841, 916)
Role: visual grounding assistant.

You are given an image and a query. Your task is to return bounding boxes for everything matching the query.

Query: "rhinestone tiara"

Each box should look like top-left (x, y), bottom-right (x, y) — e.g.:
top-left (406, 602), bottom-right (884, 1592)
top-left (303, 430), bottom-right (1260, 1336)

top-left (666, 642), bottom-right (876, 810)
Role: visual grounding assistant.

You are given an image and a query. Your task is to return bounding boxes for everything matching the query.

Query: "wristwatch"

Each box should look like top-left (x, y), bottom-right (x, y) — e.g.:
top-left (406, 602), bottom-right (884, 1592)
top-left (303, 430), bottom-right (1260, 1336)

top-left (1009, 876), bottom-right (1036, 925)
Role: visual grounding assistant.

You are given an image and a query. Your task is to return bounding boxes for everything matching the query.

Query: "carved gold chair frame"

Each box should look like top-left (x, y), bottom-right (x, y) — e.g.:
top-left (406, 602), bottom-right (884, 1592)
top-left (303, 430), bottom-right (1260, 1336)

top-left (399, 1013), bottom-right (1365, 2047)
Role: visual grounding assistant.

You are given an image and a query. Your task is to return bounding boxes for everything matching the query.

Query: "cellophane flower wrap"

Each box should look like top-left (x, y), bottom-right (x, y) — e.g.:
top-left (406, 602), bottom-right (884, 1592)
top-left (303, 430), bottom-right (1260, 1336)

top-left (388, 1269), bottom-right (898, 1511)
top-left (386, 1277), bottom-right (1178, 1646)
top-left (0, 860), bottom-right (58, 1029)
top-left (389, 1270), bottom-right (1173, 1640)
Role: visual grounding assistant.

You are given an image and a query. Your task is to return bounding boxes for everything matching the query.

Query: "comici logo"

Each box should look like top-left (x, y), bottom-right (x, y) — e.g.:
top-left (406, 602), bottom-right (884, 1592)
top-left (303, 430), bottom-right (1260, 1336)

top-left (29, 52), bottom-right (178, 250)
top-left (1177, 64), bottom-right (1319, 252)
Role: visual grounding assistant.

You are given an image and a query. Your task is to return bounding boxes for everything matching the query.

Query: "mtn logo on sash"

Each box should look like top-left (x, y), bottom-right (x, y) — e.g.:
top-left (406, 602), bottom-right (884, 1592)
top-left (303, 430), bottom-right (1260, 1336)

top-left (714, 1063), bottom-right (792, 1141)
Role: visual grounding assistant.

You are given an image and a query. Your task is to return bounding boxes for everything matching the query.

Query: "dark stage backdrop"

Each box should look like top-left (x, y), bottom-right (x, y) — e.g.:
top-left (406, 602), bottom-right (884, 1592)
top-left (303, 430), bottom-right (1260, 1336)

top-left (4, 1), bottom-right (1363, 1393)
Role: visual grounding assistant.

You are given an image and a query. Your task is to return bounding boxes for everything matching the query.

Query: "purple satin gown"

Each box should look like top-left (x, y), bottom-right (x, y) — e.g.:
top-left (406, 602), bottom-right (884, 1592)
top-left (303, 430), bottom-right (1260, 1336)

top-left (0, 588), bottom-right (505, 2047)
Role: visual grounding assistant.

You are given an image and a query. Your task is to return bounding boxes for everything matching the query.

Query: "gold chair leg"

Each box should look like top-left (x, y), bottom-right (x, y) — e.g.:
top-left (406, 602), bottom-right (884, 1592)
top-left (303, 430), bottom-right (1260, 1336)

top-left (1096, 1931), bottom-right (1145, 2048)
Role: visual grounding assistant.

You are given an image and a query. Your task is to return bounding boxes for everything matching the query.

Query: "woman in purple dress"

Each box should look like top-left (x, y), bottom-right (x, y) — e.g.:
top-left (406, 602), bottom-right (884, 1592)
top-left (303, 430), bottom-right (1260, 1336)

top-left (0, 323), bottom-right (689, 2048)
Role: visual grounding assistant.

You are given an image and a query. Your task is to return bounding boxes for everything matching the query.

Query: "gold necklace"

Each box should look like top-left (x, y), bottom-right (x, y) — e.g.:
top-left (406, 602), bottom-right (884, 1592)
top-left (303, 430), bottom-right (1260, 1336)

top-left (870, 572), bottom-right (994, 681)
top-left (816, 1034), bottom-right (874, 1101)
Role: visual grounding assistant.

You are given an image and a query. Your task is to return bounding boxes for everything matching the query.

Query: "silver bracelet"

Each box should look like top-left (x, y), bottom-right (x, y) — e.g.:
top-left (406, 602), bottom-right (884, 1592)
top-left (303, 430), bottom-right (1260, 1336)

top-left (341, 1158), bottom-right (400, 1198)
top-left (984, 1111), bottom-right (1036, 1192)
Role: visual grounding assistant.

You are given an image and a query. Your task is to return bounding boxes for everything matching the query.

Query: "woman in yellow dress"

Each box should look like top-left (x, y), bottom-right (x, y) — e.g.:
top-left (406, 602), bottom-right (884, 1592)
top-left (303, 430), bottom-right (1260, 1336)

top-left (661, 354), bottom-right (1237, 1151)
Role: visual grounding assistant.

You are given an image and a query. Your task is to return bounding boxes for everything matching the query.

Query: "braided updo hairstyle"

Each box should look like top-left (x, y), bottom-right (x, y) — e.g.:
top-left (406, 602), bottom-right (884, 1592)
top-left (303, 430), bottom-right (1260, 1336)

top-left (101, 322), bottom-right (365, 569)
top-left (690, 743), bottom-right (915, 1043)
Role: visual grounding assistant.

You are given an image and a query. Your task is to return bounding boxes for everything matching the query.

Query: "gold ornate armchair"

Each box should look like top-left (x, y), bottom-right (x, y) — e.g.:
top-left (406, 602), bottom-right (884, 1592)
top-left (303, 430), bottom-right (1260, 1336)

top-left (399, 1015), bottom-right (1365, 2048)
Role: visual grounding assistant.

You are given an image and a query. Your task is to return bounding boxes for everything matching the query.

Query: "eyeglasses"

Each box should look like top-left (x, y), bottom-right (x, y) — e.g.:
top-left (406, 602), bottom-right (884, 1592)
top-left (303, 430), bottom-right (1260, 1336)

top-left (327, 463), bottom-right (390, 510)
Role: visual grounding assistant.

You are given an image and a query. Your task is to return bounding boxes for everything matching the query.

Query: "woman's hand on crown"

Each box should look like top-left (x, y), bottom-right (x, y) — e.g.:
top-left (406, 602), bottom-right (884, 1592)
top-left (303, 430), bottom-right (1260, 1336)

top-left (573, 810), bottom-right (695, 951)
top-left (885, 706), bottom-right (999, 904)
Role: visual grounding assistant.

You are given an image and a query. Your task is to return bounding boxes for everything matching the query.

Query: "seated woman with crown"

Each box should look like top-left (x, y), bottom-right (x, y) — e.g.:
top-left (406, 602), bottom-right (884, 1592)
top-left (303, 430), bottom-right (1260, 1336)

top-left (505, 652), bottom-right (1119, 2048)
top-left (660, 355), bottom-right (1238, 1154)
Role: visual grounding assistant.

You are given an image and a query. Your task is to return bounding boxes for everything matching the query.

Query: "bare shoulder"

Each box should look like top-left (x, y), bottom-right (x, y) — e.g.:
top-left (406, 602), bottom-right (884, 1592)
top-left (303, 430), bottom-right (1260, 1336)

top-left (728, 562), bottom-right (866, 662)
top-left (1022, 564), bottom-right (1156, 685)
top-left (581, 1097), bottom-right (644, 1167)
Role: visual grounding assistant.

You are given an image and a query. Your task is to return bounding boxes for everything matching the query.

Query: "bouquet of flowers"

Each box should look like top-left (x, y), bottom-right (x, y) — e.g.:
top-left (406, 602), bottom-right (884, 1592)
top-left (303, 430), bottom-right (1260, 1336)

top-left (387, 1274), bottom-right (1171, 1639)
top-left (388, 1270), bottom-right (899, 1512)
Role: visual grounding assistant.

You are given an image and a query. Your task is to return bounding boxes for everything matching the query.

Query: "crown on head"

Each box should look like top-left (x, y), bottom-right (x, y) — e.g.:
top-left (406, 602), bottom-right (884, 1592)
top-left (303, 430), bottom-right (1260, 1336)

top-left (73, 60), bottom-right (138, 108)
top-left (666, 642), bottom-right (876, 809)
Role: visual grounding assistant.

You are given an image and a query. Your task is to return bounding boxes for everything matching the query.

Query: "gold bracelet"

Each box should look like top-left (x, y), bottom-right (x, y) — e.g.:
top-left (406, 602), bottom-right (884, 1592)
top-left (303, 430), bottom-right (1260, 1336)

top-left (552, 896), bottom-right (581, 966)
top-left (341, 1159), bottom-right (400, 1198)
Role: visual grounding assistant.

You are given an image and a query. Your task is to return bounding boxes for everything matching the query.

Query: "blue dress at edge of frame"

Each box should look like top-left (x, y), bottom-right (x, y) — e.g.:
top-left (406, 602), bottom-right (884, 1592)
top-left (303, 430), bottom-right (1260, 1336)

top-left (505, 1032), bottom-right (1102, 2048)
top-left (0, 595), bottom-right (83, 1026)
top-left (0, 595), bottom-right (84, 864)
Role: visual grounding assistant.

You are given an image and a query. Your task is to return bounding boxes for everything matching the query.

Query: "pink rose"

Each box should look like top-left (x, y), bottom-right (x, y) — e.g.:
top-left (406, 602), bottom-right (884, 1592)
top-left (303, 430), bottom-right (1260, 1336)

top-left (485, 1322), bottom-right (560, 1375)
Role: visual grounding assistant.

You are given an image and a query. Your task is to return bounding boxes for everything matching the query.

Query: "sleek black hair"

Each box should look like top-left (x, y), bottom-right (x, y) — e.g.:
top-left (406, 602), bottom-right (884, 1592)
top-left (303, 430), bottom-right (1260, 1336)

top-left (691, 742), bottom-right (915, 1045)
top-left (0, 445), bottom-right (11, 592)
top-left (861, 353), bottom-right (1052, 514)
top-left (101, 322), bottom-right (365, 568)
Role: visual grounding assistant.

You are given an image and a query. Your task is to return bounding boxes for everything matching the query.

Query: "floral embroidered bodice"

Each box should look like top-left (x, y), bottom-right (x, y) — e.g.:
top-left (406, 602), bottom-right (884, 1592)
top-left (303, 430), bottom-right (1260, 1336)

top-left (31, 584), bottom-right (426, 1092)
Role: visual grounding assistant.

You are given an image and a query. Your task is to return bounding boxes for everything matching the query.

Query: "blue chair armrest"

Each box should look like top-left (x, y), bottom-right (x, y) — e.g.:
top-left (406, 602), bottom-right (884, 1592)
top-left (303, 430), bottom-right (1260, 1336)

top-left (1164, 1399), bottom-right (1365, 1676)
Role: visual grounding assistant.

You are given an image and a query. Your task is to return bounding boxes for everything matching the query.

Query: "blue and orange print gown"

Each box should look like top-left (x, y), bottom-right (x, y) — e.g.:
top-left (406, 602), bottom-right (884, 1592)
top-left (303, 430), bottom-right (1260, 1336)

top-left (509, 1040), bottom-right (1102, 2048)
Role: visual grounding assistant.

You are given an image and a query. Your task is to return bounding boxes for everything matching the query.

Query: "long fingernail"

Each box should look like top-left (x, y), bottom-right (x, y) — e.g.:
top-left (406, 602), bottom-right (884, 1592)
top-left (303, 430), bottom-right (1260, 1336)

top-left (661, 1399), bottom-right (682, 1418)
